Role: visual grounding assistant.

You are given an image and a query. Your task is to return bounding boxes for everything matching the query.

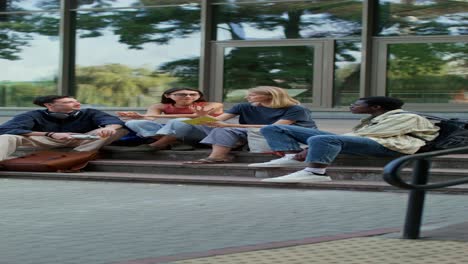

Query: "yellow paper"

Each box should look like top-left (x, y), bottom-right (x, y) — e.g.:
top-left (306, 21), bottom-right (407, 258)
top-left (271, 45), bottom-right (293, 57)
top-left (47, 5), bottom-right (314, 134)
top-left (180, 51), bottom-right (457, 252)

top-left (182, 116), bottom-right (218, 125)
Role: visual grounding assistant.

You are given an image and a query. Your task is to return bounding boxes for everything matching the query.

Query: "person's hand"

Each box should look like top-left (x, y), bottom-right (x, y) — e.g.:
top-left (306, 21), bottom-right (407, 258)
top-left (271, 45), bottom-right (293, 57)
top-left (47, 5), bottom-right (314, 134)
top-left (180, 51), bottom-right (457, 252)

top-left (191, 105), bottom-right (215, 117)
top-left (49, 132), bottom-right (75, 140)
top-left (95, 127), bottom-right (117, 138)
top-left (293, 148), bottom-right (308, 162)
top-left (117, 111), bottom-right (144, 119)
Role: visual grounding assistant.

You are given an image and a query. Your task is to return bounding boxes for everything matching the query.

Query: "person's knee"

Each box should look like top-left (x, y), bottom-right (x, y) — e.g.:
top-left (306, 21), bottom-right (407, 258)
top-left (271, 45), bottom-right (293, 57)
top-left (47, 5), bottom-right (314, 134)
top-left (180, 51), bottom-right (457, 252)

top-left (209, 127), bottom-right (226, 135)
top-left (307, 135), bottom-right (339, 146)
top-left (171, 120), bottom-right (192, 131)
top-left (207, 128), bottom-right (240, 141)
top-left (260, 124), bottom-right (283, 135)
top-left (165, 118), bottom-right (189, 126)
top-left (125, 120), bottom-right (146, 129)
top-left (0, 134), bottom-right (22, 143)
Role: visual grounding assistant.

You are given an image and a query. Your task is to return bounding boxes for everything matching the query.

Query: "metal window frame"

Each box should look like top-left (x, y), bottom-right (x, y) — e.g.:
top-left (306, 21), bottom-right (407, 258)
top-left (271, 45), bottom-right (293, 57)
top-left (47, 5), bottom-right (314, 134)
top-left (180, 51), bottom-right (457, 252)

top-left (209, 39), bottom-right (333, 107)
top-left (372, 35), bottom-right (468, 111)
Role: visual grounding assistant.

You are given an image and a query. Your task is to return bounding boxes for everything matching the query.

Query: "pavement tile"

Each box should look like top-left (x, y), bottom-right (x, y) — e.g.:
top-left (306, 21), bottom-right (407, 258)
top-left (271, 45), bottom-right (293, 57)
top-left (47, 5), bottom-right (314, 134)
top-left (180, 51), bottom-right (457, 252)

top-left (170, 237), bottom-right (468, 264)
top-left (1, 179), bottom-right (468, 264)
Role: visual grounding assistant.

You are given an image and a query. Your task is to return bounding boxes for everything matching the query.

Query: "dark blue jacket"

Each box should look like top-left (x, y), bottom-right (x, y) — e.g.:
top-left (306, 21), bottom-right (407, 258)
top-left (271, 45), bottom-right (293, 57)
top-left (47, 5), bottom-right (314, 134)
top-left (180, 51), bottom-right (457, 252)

top-left (0, 109), bottom-right (125, 135)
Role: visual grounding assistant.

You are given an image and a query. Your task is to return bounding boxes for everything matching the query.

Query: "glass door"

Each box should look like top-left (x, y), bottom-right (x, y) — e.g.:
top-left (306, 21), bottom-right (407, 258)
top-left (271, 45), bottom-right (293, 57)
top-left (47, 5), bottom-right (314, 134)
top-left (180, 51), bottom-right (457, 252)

top-left (211, 41), bottom-right (329, 107)
top-left (373, 36), bottom-right (468, 108)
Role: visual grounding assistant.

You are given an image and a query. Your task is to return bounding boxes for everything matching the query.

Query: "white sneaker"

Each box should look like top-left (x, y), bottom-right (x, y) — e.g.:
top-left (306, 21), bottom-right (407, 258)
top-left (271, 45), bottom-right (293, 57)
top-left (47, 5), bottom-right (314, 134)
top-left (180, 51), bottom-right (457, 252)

top-left (248, 154), bottom-right (303, 167)
top-left (261, 169), bottom-right (331, 183)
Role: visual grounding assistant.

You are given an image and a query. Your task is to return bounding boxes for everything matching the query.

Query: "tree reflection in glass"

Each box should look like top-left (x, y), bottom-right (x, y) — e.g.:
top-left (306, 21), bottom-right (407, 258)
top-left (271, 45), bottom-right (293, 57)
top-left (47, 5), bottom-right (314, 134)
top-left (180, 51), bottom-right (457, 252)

top-left (0, 13), bottom-right (59, 107)
top-left (334, 41), bottom-right (361, 107)
top-left (213, 0), bottom-right (362, 40)
top-left (223, 46), bottom-right (314, 103)
top-left (75, 0), bottom-right (198, 9)
top-left (74, 6), bottom-right (201, 107)
top-left (378, 0), bottom-right (468, 36)
top-left (387, 42), bottom-right (468, 103)
top-left (0, 0), bottom-right (60, 11)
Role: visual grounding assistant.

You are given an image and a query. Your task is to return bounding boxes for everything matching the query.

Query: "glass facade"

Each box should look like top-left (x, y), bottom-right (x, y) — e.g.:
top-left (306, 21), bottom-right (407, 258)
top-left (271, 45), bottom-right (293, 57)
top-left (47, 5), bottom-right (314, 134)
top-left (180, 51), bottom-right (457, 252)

top-left (222, 46), bottom-right (315, 103)
top-left (213, 0), bottom-right (363, 40)
top-left (333, 41), bottom-right (361, 106)
top-left (0, 12), bottom-right (60, 107)
top-left (387, 42), bottom-right (468, 103)
top-left (74, 6), bottom-right (201, 107)
top-left (75, 0), bottom-right (197, 9)
top-left (0, 0), bottom-right (466, 110)
top-left (0, 1), bottom-right (60, 11)
top-left (378, 0), bottom-right (468, 36)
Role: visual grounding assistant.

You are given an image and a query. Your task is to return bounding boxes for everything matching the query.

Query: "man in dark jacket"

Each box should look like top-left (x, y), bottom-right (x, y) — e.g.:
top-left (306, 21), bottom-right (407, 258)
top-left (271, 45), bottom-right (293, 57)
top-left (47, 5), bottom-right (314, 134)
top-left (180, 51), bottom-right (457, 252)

top-left (0, 95), bottom-right (128, 161)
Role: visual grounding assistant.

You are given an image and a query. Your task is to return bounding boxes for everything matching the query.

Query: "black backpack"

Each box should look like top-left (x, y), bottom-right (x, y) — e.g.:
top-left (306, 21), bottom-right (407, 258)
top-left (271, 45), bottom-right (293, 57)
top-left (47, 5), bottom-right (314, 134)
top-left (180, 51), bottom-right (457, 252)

top-left (411, 114), bottom-right (468, 152)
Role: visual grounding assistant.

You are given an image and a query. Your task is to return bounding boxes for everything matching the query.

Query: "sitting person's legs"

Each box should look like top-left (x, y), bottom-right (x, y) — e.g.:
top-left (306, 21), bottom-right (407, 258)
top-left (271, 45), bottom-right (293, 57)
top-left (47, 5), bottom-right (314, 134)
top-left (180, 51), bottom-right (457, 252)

top-left (262, 135), bottom-right (402, 182)
top-left (0, 130), bottom-right (128, 161)
top-left (185, 128), bottom-right (247, 163)
top-left (149, 119), bottom-right (210, 149)
top-left (73, 128), bottom-right (129, 152)
top-left (0, 135), bottom-right (38, 161)
top-left (125, 120), bottom-right (164, 138)
top-left (306, 135), bottom-right (401, 164)
top-left (249, 125), bottom-right (334, 167)
top-left (260, 124), bottom-right (334, 152)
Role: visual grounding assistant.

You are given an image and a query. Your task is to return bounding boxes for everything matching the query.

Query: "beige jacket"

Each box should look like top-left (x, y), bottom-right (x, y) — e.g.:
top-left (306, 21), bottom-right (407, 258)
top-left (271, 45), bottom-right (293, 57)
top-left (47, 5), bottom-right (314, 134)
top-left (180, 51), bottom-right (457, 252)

top-left (344, 109), bottom-right (439, 154)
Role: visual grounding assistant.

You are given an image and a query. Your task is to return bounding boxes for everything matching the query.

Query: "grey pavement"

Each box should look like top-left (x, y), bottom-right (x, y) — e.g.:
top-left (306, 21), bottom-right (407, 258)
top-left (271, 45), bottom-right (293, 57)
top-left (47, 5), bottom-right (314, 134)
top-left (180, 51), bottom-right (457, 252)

top-left (1, 179), bottom-right (468, 264)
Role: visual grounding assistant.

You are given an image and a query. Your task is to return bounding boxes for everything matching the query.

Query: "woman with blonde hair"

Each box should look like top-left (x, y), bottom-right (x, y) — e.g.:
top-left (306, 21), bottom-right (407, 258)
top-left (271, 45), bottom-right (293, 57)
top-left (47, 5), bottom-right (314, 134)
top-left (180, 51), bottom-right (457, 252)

top-left (149, 86), bottom-right (317, 163)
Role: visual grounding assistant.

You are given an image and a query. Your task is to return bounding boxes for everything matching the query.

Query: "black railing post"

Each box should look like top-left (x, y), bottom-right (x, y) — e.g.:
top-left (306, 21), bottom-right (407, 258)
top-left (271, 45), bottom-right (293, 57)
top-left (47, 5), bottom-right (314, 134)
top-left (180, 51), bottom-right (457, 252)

top-left (403, 159), bottom-right (430, 239)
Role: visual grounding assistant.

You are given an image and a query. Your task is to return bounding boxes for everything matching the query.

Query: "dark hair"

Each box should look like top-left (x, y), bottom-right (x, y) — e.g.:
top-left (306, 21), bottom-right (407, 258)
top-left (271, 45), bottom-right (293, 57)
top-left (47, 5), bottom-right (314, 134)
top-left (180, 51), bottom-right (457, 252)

top-left (33, 95), bottom-right (72, 107)
top-left (160, 87), bottom-right (206, 104)
top-left (359, 96), bottom-right (404, 111)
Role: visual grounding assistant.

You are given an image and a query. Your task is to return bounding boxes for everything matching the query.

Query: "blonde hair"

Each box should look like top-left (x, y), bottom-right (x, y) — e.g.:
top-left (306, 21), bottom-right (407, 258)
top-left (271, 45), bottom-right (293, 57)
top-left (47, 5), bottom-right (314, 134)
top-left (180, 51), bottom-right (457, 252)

top-left (248, 86), bottom-right (300, 108)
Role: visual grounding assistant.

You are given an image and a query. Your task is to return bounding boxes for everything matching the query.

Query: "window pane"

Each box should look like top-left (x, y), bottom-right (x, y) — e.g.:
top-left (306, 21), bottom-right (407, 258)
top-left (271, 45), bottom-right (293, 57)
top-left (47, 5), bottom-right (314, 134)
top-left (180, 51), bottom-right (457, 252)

top-left (213, 0), bottom-right (362, 40)
top-left (387, 42), bottom-right (468, 103)
top-left (223, 46), bottom-right (314, 103)
top-left (75, 0), bottom-right (199, 9)
top-left (0, 13), bottom-right (59, 107)
top-left (334, 41), bottom-right (361, 107)
top-left (74, 6), bottom-right (201, 107)
top-left (0, 0), bottom-right (60, 11)
top-left (378, 0), bottom-right (468, 36)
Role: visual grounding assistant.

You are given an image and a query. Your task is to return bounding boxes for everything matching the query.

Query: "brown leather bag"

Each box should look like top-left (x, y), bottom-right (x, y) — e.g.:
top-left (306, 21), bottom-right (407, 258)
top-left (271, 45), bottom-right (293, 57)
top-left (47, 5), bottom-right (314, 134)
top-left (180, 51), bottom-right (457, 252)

top-left (0, 150), bottom-right (99, 172)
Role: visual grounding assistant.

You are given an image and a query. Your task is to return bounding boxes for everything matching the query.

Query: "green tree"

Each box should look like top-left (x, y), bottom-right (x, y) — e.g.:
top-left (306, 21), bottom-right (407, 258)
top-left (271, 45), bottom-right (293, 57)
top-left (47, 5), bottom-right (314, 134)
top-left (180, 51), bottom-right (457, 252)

top-left (75, 64), bottom-right (178, 106)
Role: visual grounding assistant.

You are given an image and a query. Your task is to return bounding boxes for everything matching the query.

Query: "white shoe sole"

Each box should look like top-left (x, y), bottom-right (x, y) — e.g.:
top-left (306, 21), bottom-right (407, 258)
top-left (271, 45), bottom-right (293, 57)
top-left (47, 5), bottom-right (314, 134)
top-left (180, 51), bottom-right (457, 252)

top-left (248, 162), bottom-right (303, 167)
top-left (262, 176), bottom-right (331, 183)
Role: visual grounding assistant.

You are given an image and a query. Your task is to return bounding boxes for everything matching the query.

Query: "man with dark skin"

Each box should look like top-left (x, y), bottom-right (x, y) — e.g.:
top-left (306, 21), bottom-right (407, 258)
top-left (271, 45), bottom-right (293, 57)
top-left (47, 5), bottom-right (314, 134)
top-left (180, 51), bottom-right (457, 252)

top-left (249, 96), bottom-right (439, 183)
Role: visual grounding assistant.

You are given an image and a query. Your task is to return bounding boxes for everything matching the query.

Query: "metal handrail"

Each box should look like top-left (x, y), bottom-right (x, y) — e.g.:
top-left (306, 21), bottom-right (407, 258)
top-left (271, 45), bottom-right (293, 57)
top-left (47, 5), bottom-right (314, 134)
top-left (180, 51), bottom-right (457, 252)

top-left (384, 146), bottom-right (468, 189)
top-left (383, 145), bottom-right (468, 239)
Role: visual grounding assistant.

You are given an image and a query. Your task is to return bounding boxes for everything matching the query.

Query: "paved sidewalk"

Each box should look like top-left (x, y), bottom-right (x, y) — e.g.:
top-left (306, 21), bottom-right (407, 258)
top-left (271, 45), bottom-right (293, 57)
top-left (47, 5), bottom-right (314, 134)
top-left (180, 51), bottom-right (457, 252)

top-left (1, 179), bottom-right (468, 264)
top-left (165, 236), bottom-right (468, 264)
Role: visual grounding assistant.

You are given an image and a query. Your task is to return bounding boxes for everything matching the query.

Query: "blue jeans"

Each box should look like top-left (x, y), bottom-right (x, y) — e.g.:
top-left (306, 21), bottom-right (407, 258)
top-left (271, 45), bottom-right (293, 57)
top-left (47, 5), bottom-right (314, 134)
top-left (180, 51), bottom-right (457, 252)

top-left (260, 125), bottom-right (402, 165)
top-left (159, 120), bottom-right (248, 148)
top-left (125, 120), bottom-right (164, 137)
top-left (200, 127), bottom-right (248, 148)
top-left (125, 118), bottom-right (208, 144)
top-left (156, 119), bottom-right (211, 144)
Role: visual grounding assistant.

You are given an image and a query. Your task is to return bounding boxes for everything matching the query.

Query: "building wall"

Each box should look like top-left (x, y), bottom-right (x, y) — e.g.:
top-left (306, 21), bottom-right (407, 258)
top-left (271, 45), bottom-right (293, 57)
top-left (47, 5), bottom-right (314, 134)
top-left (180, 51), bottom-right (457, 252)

top-left (0, 0), bottom-right (466, 114)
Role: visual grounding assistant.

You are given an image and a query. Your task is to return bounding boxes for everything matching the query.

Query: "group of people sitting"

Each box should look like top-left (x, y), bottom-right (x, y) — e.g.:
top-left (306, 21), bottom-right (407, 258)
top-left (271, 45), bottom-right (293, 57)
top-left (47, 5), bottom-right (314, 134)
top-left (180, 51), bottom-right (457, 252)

top-left (0, 86), bottom-right (440, 183)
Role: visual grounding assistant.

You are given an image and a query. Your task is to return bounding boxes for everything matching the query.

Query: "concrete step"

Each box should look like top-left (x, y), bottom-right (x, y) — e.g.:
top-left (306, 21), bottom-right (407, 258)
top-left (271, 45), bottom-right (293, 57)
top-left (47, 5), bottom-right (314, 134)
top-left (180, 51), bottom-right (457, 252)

top-left (7, 148), bottom-right (468, 193)
top-left (99, 147), bottom-right (277, 163)
top-left (99, 147), bottom-right (468, 169)
top-left (14, 146), bottom-right (468, 169)
top-left (1, 170), bottom-right (468, 194)
top-left (84, 159), bottom-right (468, 183)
